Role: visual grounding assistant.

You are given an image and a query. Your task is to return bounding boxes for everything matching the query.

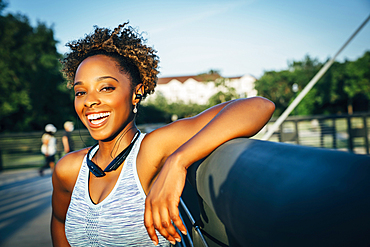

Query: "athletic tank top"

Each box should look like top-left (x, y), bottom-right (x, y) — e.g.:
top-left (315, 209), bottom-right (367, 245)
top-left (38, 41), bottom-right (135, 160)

top-left (65, 134), bottom-right (171, 246)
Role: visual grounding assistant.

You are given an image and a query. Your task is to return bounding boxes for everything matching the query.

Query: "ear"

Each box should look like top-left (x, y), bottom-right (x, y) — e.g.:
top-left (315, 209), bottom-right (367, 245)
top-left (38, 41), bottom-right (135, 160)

top-left (132, 84), bottom-right (144, 104)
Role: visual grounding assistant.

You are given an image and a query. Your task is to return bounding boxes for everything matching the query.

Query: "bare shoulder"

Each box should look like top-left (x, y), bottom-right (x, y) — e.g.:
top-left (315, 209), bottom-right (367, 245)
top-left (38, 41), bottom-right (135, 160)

top-left (53, 148), bottom-right (88, 192)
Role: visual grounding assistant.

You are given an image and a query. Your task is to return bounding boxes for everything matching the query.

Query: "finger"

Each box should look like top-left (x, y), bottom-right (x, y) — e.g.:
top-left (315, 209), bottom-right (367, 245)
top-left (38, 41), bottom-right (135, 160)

top-left (159, 206), bottom-right (181, 243)
top-left (169, 202), bottom-right (187, 236)
top-left (152, 207), bottom-right (177, 245)
top-left (144, 202), bottom-right (159, 245)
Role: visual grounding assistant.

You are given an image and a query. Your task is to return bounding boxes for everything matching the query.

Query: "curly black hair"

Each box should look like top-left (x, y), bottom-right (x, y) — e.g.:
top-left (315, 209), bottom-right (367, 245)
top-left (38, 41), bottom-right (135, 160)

top-left (60, 22), bottom-right (159, 98)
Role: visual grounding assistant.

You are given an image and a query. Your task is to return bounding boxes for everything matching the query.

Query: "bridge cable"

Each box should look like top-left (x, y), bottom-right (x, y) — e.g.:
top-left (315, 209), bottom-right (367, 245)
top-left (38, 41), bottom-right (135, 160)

top-left (261, 14), bottom-right (370, 141)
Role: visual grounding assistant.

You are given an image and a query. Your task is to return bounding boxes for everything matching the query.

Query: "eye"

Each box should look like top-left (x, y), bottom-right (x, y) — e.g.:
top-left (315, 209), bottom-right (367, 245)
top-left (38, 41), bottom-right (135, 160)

top-left (74, 91), bottom-right (86, 97)
top-left (101, 86), bottom-right (115, 92)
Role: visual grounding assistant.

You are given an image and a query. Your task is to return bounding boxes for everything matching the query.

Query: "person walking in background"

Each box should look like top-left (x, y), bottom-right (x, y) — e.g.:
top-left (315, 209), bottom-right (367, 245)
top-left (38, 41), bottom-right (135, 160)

top-left (62, 121), bottom-right (74, 154)
top-left (40, 123), bottom-right (57, 176)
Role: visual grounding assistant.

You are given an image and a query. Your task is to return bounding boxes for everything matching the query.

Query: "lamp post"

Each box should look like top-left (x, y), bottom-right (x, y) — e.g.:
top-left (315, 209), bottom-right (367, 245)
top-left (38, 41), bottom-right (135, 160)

top-left (292, 83), bottom-right (298, 115)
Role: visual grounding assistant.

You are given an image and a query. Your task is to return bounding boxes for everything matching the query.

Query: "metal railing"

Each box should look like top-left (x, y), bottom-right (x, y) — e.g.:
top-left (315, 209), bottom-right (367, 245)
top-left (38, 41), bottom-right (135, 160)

top-left (0, 113), bottom-right (369, 171)
top-left (0, 123), bottom-right (164, 171)
top-left (260, 112), bottom-right (370, 155)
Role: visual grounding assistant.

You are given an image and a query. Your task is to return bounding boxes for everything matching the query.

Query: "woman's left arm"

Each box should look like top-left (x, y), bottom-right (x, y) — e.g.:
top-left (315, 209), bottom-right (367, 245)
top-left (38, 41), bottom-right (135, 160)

top-left (144, 96), bottom-right (275, 245)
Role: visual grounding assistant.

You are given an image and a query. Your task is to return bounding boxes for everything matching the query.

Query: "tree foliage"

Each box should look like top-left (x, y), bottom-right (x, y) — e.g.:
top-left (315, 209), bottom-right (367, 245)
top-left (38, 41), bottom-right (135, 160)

top-left (0, 1), bottom-right (74, 132)
top-left (342, 51), bottom-right (370, 99)
top-left (207, 77), bottom-right (239, 105)
top-left (140, 92), bottom-right (208, 124)
top-left (255, 53), bottom-right (370, 116)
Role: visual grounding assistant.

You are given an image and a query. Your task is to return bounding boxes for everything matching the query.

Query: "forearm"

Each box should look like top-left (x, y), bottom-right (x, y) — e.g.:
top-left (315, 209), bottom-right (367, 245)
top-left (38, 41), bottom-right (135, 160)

top-left (173, 97), bottom-right (274, 169)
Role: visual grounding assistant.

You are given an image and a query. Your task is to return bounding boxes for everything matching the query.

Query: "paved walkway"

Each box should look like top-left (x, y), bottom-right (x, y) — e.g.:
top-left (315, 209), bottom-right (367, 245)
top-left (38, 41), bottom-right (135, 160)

top-left (0, 168), bottom-right (53, 247)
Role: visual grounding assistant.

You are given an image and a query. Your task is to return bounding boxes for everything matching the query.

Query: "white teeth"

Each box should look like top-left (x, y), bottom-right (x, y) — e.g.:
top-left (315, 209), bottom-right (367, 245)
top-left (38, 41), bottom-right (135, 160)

top-left (87, 112), bottom-right (110, 121)
top-left (90, 118), bottom-right (106, 125)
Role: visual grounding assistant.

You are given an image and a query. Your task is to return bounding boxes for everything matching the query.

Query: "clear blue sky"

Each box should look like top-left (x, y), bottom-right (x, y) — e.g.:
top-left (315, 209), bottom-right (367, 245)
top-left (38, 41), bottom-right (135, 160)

top-left (4, 0), bottom-right (370, 78)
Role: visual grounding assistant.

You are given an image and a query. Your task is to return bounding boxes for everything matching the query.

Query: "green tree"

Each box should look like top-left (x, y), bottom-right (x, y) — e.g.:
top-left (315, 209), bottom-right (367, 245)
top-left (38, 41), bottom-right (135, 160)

top-left (255, 70), bottom-right (293, 116)
top-left (137, 93), bottom-right (170, 124)
top-left (142, 92), bottom-right (208, 123)
top-left (341, 51), bottom-right (370, 113)
top-left (323, 61), bottom-right (349, 114)
top-left (0, 2), bottom-right (74, 132)
top-left (288, 56), bottom-right (329, 115)
top-left (207, 77), bottom-right (239, 106)
top-left (255, 55), bottom-right (353, 116)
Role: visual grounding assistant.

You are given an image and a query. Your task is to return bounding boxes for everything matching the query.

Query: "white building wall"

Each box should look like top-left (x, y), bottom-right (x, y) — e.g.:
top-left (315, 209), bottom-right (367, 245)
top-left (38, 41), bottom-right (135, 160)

top-left (147, 74), bottom-right (257, 105)
top-left (229, 74), bottom-right (257, 98)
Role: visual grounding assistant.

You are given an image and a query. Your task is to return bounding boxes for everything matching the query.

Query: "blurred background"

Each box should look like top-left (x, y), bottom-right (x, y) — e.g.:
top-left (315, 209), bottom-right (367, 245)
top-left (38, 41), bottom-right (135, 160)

top-left (0, 0), bottom-right (369, 168)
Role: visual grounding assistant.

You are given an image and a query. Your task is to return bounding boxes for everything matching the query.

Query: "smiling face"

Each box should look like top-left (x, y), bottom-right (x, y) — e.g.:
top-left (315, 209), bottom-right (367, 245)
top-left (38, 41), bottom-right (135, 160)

top-left (74, 55), bottom-right (138, 141)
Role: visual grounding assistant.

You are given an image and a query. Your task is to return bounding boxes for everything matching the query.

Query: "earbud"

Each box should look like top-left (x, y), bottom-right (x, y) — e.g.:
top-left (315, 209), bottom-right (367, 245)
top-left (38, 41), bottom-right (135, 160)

top-left (135, 94), bottom-right (142, 100)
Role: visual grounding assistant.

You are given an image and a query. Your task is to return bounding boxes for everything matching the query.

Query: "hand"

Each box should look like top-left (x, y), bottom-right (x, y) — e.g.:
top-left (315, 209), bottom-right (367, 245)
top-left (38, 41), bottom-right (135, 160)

top-left (144, 155), bottom-right (188, 245)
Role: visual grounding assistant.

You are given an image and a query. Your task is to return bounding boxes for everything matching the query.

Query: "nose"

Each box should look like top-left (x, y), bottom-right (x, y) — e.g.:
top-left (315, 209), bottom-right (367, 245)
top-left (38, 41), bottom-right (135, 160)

top-left (84, 92), bottom-right (101, 108)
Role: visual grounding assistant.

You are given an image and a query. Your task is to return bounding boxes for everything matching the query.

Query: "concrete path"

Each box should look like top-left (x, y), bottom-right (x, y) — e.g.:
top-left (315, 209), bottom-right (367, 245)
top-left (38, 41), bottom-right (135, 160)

top-left (0, 168), bottom-right (53, 247)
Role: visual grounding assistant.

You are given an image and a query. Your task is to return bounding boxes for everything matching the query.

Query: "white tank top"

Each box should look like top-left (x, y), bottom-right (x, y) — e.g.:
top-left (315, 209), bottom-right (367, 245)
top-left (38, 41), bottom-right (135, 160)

top-left (65, 133), bottom-right (170, 246)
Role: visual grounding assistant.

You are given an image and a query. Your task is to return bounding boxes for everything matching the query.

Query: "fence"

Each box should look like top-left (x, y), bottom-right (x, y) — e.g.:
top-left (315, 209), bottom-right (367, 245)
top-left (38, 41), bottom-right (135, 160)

top-left (0, 113), bottom-right (369, 171)
top-left (259, 112), bottom-right (370, 155)
top-left (0, 123), bottom-right (163, 171)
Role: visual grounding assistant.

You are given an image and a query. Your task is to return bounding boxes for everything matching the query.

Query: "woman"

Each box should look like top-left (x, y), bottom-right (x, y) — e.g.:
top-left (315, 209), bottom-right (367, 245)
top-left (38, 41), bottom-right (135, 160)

top-left (40, 123), bottom-right (57, 176)
top-left (51, 23), bottom-right (275, 246)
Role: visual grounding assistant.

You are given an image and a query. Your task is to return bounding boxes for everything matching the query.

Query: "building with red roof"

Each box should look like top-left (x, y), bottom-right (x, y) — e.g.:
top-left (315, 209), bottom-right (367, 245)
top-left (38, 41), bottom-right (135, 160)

top-left (147, 74), bottom-right (257, 105)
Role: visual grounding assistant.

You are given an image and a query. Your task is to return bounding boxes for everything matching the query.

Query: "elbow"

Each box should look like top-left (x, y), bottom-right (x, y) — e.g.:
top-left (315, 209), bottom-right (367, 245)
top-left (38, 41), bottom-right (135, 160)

top-left (262, 97), bottom-right (275, 124)
top-left (236, 96), bottom-right (276, 137)
top-left (249, 97), bottom-right (275, 137)
top-left (253, 96), bottom-right (275, 117)
top-left (265, 97), bottom-right (275, 116)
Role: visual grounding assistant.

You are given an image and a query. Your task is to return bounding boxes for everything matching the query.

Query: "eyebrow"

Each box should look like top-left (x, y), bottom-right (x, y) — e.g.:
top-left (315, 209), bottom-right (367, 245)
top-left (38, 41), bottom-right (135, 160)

top-left (97, 76), bottom-right (119, 82)
top-left (73, 76), bottom-right (119, 87)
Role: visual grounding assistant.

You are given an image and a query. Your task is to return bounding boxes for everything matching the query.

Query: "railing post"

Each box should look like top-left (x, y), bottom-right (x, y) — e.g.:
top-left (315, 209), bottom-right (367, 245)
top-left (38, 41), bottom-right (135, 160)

top-left (0, 149), bottom-right (3, 172)
top-left (363, 116), bottom-right (369, 155)
top-left (319, 119), bottom-right (325, 148)
top-left (294, 119), bottom-right (299, 145)
top-left (332, 118), bottom-right (337, 149)
top-left (347, 116), bottom-right (354, 152)
top-left (278, 124), bottom-right (283, 142)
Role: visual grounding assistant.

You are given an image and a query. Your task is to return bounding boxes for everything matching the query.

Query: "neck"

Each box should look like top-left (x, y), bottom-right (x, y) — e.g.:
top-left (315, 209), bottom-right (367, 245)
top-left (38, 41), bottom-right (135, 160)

top-left (96, 122), bottom-right (139, 163)
top-left (87, 130), bottom-right (140, 177)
